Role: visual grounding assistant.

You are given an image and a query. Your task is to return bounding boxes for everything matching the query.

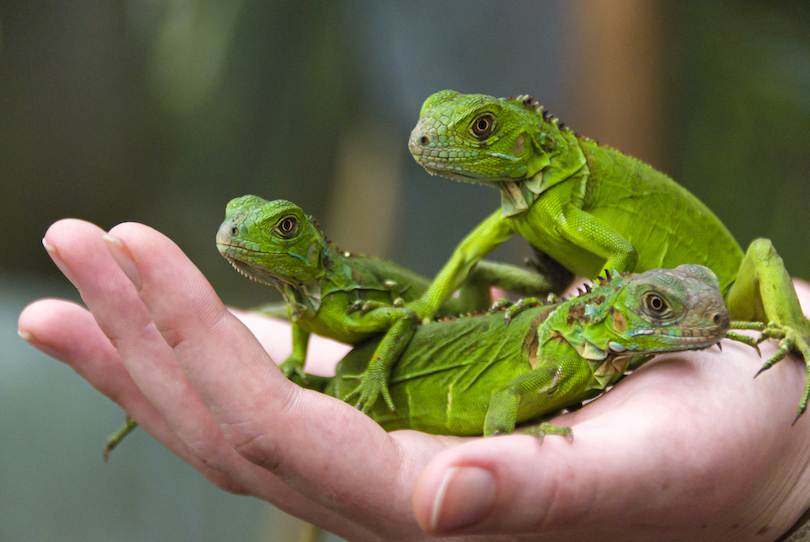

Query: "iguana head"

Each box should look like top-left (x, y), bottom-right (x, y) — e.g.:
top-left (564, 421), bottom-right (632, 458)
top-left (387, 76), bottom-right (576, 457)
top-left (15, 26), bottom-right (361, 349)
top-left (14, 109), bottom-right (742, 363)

top-left (579, 264), bottom-right (731, 357)
top-left (216, 196), bottom-right (326, 289)
top-left (409, 90), bottom-right (584, 216)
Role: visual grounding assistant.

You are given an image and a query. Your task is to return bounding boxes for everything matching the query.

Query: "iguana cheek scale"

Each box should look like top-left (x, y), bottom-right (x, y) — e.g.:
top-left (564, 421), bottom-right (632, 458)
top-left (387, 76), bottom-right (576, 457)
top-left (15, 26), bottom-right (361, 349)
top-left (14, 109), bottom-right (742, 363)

top-left (409, 90), bottom-right (810, 422)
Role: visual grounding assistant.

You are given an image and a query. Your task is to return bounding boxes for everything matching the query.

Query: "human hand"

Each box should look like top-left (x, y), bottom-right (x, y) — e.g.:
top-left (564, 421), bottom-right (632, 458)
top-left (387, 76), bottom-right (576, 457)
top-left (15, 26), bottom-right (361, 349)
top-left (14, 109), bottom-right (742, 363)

top-left (18, 219), bottom-right (810, 541)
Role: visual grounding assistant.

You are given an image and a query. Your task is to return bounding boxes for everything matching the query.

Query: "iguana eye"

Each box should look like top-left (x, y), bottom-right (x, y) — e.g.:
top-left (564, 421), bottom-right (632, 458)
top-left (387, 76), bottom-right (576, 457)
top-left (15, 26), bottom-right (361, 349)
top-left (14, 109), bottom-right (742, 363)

top-left (642, 292), bottom-right (671, 317)
top-left (470, 114), bottom-right (495, 139)
top-left (276, 215), bottom-right (299, 238)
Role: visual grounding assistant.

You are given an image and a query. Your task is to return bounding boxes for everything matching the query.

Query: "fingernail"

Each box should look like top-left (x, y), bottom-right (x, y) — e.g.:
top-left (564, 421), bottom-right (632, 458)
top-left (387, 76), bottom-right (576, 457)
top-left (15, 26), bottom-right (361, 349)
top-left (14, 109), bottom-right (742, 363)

top-left (430, 466), bottom-right (496, 532)
top-left (42, 237), bottom-right (78, 286)
top-left (18, 329), bottom-right (33, 342)
top-left (103, 234), bottom-right (143, 289)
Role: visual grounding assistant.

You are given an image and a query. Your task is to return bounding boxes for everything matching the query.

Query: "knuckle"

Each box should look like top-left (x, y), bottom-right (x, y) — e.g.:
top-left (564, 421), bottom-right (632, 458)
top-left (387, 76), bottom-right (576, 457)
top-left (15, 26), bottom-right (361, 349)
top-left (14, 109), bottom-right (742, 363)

top-left (230, 429), bottom-right (282, 472)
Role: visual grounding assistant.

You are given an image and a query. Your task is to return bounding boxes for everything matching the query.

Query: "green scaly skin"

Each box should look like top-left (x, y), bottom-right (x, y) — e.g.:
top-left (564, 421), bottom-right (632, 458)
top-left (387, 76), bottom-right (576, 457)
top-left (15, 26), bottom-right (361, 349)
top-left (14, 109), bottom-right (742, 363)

top-left (408, 90), bottom-right (810, 422)
top-left (299, 264), bottom-right (732, 439)
top-left (216, 195), bottom-right (558, 411)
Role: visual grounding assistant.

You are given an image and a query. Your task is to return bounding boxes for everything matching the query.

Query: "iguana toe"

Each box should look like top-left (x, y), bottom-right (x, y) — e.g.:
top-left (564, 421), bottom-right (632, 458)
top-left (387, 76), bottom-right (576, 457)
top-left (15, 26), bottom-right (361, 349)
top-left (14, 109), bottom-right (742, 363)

top-left (736, 321), bottom-right (810, 423)
top-left (343, 369), bottom-right (397, 414)
top-left (518, 422), bottom-right (574, 444)
top-left (278, 359), bottom-right (309, 383)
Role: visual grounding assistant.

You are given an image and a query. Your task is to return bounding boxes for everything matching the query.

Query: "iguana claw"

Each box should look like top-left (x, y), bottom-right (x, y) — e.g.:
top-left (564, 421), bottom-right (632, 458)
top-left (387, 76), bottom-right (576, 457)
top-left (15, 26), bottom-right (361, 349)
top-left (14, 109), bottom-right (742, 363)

top-left (489, 298), bottom-right (513, 313)
top-left (278, 359), bottom-right (309, 383)
top-left (348, 299), bottom-right (391, 315)
top-left (725, 330), bottom-right (762, 357)
top-left (729, 320), bottom-right (810, 423)
top-left (342, 369), bottom-right (397, 415)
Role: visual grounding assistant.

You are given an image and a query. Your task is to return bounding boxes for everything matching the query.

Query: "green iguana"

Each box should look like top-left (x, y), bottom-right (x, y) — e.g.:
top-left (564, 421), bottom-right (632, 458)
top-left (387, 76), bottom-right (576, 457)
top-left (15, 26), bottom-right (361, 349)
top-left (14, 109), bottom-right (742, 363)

top-left (407, 90), bottom-right (810, 422)
top-left (300, 264), bottom-right (732, 438)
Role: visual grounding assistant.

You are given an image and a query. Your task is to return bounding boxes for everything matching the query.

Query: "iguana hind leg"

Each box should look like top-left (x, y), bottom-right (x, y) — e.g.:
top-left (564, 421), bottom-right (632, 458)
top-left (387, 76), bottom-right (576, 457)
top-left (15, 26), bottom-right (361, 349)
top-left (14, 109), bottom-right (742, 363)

top-left (455, 258), bottom-right (567, 314)
top-left (725, 238), bottom-right (810, 421)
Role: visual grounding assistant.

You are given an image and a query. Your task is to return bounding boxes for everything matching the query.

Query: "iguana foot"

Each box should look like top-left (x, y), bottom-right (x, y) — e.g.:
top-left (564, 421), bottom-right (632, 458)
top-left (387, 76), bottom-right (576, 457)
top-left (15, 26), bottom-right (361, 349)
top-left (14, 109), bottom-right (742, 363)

top-left (515, 422), bottom-right (574, 444)
top-left (104, 415), bottom-right (139, 461)
top-left (348, 298), bottom-right (403, 315)
top-left (278, 358), bottom-right (309, 383)
top-left (502, 297), bottom-right (546, 326)
top-left (489, 298), bottom-right (513, 313)
top-left (730, 320), bottom-right (810, 423)
top-left (342, 367), bottom-right (397, 415)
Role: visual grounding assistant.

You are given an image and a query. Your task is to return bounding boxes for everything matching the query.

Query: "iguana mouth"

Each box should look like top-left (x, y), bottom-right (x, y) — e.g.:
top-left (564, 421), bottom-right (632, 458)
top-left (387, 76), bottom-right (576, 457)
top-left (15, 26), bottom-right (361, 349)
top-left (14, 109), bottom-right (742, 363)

top-left (216, 236), bottom-right (291, 289)
top-left (408, 130), bottom-right (505, 186)
top-left (219, 253), bottom-right (280, 288)
top-left (628, 321), bottom-right (730, 352)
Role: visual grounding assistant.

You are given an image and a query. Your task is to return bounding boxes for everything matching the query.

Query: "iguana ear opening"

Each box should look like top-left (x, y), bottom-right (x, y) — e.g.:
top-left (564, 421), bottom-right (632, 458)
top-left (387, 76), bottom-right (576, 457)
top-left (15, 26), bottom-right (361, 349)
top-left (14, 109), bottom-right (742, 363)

top-left (611, 309), bottom-right (628, 333)
top-left (307, 241), bottom-right (319, 264)
top-left (513, 132), bottom-right (526, 156)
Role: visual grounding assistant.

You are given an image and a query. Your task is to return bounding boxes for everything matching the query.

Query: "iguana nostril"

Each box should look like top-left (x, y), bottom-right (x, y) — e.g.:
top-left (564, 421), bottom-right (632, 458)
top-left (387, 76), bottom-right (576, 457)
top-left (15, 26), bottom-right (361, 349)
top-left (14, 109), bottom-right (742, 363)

top-left (420, 135), bottom-right (430, 145)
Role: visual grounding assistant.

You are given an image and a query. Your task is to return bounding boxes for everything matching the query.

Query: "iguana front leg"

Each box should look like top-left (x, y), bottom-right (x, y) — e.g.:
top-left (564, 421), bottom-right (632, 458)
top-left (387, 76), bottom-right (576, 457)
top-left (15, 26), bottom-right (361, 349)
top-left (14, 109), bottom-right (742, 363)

top-left (341, 300), bottom-right (419, 414)
top-left (277, 322), bottom-right (311, 381)
top-left (725, 238), bottom-right (810, 421)
top-left (408, 210), bottom-right (516, 322)
top-left (484, 344), bottom-right (587, 441)
top-left (457, 259), bottom-right (568, 313)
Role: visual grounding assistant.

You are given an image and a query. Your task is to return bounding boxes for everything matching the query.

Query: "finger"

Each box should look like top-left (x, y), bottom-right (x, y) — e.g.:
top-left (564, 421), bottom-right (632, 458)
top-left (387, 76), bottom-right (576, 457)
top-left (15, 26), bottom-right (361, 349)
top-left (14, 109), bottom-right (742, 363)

top-left (43, 220), bottom-right (228, 465)
top-left (41, 220), bottom-right (365, 535)
top-left (104, 221), bottom-right (427, 529)
top-left (17, 298), bottom-right (240, 489)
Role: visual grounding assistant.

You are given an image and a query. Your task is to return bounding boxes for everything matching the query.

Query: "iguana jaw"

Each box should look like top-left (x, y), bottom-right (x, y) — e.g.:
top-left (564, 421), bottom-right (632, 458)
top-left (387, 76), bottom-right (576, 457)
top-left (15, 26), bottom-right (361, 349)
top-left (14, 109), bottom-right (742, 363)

top-left (216, 230), bottom-right (304, 289)
top-left (217, 238), bottom-right (324, 320)
top-left (621, 324), bottom-right (729, 352)
top-left (217, 242), bottom-right (290, 289)
top-left (409, 127), bottom-right (548, 217)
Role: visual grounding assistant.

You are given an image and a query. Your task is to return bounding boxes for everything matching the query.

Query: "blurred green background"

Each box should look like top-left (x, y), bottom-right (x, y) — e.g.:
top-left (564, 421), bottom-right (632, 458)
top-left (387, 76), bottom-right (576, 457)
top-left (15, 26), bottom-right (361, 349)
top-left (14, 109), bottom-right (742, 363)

top-left (2, 1), bottom-right (809, 541)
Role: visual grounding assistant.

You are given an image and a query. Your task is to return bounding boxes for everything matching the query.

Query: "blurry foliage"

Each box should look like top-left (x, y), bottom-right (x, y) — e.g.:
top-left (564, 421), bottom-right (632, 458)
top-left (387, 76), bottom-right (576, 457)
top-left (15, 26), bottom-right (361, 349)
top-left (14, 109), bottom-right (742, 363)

top-left (664, 1), bottom-right (810, 280)
top-left (0, 0), bottom-right (808, 298)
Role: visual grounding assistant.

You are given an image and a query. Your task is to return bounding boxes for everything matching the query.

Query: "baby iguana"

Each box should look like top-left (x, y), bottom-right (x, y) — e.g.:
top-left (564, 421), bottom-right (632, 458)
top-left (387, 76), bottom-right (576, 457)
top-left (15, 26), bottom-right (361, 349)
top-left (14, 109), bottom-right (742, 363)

top-left (216, 195), bottom-right (558, 411)
top-left (103, 195), bottom-right (554, 458)
top-left (408, 90), bottom-right (810, 422)
top-left (299, 264), bottom-right (732, 439)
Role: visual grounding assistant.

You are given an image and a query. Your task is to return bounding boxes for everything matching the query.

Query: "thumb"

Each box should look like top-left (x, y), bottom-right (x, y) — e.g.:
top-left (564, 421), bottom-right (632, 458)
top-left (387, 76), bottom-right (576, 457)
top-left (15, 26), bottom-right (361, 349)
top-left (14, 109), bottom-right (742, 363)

top-left (412, 434), bottom-right (585, 537)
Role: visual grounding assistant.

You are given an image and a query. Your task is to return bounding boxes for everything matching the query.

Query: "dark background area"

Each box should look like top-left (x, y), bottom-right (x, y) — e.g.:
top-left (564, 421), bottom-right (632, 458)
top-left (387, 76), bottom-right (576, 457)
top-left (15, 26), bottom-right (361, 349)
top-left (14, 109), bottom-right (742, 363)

top-left (1, 1), bottom-right (809, 541)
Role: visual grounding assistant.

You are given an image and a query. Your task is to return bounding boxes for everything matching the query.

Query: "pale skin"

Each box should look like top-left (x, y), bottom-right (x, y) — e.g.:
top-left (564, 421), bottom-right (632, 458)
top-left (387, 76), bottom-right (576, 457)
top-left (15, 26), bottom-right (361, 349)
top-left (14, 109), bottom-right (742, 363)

top-left (17, 218), bottom-right (810, 542)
